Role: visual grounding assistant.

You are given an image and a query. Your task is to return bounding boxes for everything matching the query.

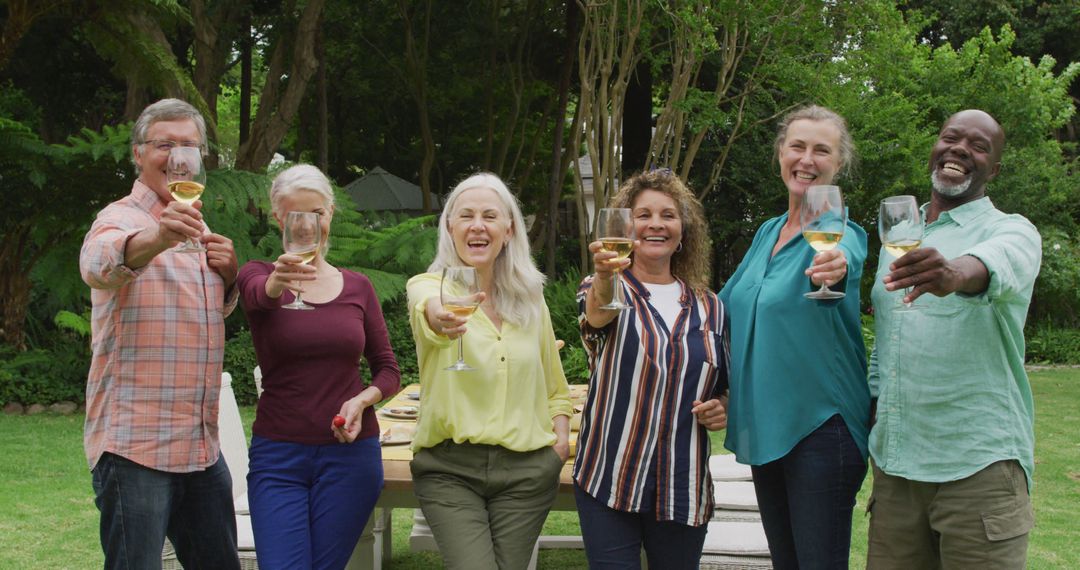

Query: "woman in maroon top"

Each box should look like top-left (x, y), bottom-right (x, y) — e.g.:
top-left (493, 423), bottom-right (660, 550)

top-left (236, 164), bottom-right (400, 570)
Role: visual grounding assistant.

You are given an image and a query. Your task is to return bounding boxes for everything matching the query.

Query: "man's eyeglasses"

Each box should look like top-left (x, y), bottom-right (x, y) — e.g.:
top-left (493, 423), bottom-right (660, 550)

top-left (142, 140), bottom-right (204, 153)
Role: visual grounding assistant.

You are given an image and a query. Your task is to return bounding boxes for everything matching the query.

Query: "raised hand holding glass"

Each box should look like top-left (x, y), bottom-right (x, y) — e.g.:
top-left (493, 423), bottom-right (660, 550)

top-left (166, 146), bottom-right (207, 253)
top-left (800, 185), bottom-right (847, 300)
top-left (441, 266), bottom-right (482, 371)
top-left (282, 211), bottom-right (321, 310)
top-left (596, 208), bottom-right (635, 310)
top-left (879, 195), bottom-right (924, 309)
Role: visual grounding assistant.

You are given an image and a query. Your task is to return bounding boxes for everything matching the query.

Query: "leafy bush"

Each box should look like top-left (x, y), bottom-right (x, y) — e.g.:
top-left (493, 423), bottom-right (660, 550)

top-left (1032, 227), bottom-right (1080, 327)
top-left (0, 337), bottom-right (88, 406)
top-left (543, 272), bottom-right (589, 383)
top-left (222, 328), bottom-right (260, 406)
top-left (382, 296), bottom-right (420, 388)
top-left (1025, 323), bottom-right (1080, 365)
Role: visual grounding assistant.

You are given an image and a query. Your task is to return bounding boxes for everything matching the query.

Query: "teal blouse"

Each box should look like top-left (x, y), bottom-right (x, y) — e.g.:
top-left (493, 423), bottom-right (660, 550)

top-left (719, 213), bottom-right (870, 465)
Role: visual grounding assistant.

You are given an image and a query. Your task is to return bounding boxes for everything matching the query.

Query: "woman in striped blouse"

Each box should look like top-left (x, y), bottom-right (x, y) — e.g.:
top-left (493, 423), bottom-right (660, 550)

top-left (574, 170), bottom-right (730, 569)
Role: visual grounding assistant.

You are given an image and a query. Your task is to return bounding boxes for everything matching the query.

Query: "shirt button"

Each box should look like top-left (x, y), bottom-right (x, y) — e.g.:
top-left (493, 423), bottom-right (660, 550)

top-left (497, 336), bottom-right (502, 341)
top-left (500, 357), bottom-right (506, 362)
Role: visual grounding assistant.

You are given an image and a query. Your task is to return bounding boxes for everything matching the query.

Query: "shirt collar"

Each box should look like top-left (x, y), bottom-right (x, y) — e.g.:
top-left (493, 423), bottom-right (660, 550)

top-left (926, 196), bottom-right (994, 228)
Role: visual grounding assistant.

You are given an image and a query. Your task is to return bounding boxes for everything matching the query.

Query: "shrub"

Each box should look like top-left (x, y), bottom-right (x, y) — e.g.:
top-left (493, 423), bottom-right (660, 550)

top-left (1025, 323), bottom-right (1080, 365)
top-left (382, 296), bottom-right (420, 387)
top-left (222, 328), bottom-right (260, 406)
top-left (0, 336), bottom-right (88, 407)
top-left (543, 272), bottom-right (590, 384)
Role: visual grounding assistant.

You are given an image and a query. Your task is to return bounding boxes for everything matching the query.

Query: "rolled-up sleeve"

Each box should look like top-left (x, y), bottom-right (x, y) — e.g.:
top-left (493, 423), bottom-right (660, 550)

top-left (406, 273), bottom-right (454, 349)
top-left (961, 215), bottom-right (1041, 303)
top-left (80, 213), bottom-right (148, 289)
top-left (540, 305), bottom-right (572, 419)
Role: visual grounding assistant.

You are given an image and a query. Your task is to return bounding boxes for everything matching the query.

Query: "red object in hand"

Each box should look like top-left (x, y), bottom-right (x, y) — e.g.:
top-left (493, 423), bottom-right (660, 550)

top-left (332, 415), bottom-right (347, 428)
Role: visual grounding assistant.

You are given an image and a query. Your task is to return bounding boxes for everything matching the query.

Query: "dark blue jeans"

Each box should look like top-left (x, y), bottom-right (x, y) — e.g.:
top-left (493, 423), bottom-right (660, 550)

top-left (247, 435), bottom-right (383, 570)
top-left (751, 414), bottom-right (867, 570)
top-left (574, 482), bottom-right (708, 570)
top-left (91, 452), bottom-right (240, 570)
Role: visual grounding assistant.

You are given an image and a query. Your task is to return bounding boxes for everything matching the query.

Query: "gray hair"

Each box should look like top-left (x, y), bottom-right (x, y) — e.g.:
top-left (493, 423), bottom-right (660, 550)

top-left (428, 172), bottom-right (546, 327)
top-left (774, 104), bottom-right (856, 179)
top-left (269, 164), bottom-right (335, 217)
top-left (131, 99), bottom-right (207, 173)
top-left (270, 164), bottom-right (335, 255)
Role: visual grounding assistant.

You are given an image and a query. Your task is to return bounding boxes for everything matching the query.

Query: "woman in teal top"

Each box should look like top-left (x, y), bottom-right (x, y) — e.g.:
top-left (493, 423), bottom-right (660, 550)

top-left (719, 105), bottom-right (870, 570)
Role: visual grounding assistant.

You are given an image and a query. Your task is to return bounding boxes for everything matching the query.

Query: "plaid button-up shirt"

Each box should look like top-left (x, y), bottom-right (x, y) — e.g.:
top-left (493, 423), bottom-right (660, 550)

top-left (80, 180), bottom-right (238, 472)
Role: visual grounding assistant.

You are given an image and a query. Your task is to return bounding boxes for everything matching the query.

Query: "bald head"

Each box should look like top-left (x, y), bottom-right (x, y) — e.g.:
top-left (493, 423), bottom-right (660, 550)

top-left (929, 109), bottom-right (1005, 201)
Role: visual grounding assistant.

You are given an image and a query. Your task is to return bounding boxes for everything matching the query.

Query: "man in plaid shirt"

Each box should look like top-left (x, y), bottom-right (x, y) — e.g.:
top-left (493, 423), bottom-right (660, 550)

top-left (80, 99), bottom-right (241, 569)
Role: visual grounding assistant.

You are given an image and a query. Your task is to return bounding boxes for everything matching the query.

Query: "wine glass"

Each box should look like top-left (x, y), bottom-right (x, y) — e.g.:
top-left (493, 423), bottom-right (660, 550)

top-left (800, 185), bottom-right (847, 300)
top-left (441, 266), bottom-right (482, 371)
top-left (879, 195), bottom-right (924, 309)
top-left (167, 146), bottom-right (207, 253)
top-left (282, 211), bottom-right (321, 311)
top-left (596, 208), bottom-right (635, 310)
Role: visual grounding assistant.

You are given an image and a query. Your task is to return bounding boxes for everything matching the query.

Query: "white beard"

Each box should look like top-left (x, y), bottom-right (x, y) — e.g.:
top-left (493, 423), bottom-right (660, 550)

top-left (931, 169), bottom-right (972, 197)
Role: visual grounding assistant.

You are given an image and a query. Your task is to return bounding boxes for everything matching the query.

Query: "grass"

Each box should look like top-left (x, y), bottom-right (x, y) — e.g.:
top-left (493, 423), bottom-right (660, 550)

top-left (1, 369), bottom-right (1076, 569)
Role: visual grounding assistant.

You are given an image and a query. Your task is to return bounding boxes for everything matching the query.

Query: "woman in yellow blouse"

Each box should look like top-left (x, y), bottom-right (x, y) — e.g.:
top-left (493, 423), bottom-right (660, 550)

top-left (406, 172), bottom-right (572, 569)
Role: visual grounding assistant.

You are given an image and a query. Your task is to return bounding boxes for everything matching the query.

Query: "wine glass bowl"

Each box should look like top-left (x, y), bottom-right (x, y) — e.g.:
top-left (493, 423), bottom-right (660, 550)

top-left (879, 195), bottom-right (925, 308)
top-left (167, 146), bottom-right (207, 253)
top-left (800, 185), bottom-right (847, 300)
top-left (282, 211), bottom-right (321, 311)
top-left (441, 266), bottom-right (482, 371)
top-left (596, 208), bottom-right (635, 310)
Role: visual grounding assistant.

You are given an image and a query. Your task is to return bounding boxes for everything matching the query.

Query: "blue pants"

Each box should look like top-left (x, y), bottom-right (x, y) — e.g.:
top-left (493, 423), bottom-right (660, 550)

top-left (751, 414), bottom-right (867, 570)
top-left (91, 452), bottom-right (241, 570)
top-left (574, 481), bottom-right (708, 569)
top-left (247, 435), bottom-right (383, 570)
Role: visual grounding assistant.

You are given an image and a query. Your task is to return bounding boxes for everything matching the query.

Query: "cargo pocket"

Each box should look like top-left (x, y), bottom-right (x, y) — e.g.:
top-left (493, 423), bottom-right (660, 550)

top-left (981, 500), bottom-right (1034, 542)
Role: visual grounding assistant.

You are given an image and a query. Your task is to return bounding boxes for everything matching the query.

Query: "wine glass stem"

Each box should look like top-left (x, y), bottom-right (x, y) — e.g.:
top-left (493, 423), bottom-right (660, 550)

top-left (294, 281), bottom-right (303, 304)
top-left (456, 335), bottom-right (465, 364)
top-left (612, 270), bottom-right (622, 305)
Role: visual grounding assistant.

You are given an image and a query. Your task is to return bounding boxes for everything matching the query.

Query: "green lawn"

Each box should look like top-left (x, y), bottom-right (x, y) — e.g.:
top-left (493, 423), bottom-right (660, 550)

top-left (1, 368), bottom-right (1076, 569)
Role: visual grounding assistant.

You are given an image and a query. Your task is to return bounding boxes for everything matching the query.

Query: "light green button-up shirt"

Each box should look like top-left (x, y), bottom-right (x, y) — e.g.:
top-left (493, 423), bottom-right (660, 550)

top-left (406, 273), bottom-right (572, 453)
top-left (869, 197), bottom-right (1041, 489)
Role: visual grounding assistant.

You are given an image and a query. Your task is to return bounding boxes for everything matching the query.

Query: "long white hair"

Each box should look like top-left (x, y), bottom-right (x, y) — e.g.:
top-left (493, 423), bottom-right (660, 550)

top-left (428, 172), bottom-right (546, 327)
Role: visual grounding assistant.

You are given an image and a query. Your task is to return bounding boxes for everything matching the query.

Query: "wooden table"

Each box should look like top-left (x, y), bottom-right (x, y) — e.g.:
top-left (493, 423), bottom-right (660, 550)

top-left (345, 383), bottom-right (586, 570)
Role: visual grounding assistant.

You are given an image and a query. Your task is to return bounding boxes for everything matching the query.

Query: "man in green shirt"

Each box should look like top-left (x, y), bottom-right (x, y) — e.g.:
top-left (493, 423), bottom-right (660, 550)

top-left (866, 109), bottom-right (1040, 569)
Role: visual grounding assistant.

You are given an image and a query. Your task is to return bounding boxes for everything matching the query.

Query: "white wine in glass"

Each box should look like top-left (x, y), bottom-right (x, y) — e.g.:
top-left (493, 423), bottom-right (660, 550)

top-left (597, 208), bottom-right (635, 310)
top-left (441, 266), bottom-right (482, 371)
top-left (167, 146), bottom-right (207, 253)
top-left (879, 195), bottom-right (925, 309)
top-left (800, 185), bottom-right (847, 300)
top-left (282, 211), bottom-right (321, 311)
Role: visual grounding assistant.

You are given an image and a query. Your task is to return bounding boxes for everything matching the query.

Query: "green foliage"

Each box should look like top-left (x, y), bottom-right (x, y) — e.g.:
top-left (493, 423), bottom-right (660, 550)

top-left (381, 297), bottom-right (420, 387)
top-left (222, 329), bottom-right (260, 406)
top-left (1025, 324), bottom-right (1080, 365)
top-left (543, 273), bottom-right (590, 383)
top-left (0, 340), bottom-right (88, 406)
top-left (1032, 227), bottom-right (1080, 326)
top-left (53, 311), bottom-right (91, 338)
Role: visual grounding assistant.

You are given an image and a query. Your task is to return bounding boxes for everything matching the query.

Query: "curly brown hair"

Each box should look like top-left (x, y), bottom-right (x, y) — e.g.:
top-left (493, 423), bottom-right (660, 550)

top-left (608, 169), bottom-right (713, 294)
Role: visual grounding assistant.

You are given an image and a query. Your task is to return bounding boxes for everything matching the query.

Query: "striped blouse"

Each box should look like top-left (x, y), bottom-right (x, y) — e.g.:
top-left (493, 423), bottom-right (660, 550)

top-left (574, 270), bottom-right (729, 526)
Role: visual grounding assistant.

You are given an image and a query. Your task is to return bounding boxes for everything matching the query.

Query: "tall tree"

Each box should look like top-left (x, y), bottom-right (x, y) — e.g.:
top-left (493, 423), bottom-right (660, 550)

top-left (234, 0), bottom-right (326, 171)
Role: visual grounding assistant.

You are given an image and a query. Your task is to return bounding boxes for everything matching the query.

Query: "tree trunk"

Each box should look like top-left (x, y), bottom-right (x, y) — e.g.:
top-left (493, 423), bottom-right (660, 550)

top-left (316, 28), bottom-right (329, 173)
top-left (621, 58), bottom-right (652, 175)
top-left (234, 0), bottom-right (327, 172)
top-left (239, 13), bottom-right (252, 147)
top-left (400, 0), bottom-right (435, 213)
top-left (0, 225), bottom-right (34, 350)
top-left (544, 0), bottom-right (580, 278)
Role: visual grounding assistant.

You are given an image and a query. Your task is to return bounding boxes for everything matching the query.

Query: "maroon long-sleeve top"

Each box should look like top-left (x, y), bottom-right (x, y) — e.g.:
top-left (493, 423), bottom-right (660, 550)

top-left (237, 261), bottom-right (401, 444)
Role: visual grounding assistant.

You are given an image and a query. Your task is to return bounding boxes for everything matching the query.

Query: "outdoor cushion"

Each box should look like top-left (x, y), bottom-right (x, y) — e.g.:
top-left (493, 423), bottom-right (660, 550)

top-left (710, 454), bottom-right (753, 481)
top-left (702, 520), bottom-right (770, 556)
top-left (713, 481), bottom-right (759, 511)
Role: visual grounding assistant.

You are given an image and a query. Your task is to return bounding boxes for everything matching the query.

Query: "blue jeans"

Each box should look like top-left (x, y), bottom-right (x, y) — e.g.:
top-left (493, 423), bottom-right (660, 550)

top-left (574, 481), bottom-right (708, 570)
top-left (751, 414), bottom-right (867, 570)
top-left (247, 435), bottom-right (383, 570)
top-left (91, 452), bottom-right (240, 570)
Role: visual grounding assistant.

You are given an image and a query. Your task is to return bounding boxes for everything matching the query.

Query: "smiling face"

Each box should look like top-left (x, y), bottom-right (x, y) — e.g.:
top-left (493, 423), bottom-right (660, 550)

top-left (448, 187), bottom-right (513, 272)
top-left (132, 119), bottom-right (202, 203)
top-left (275, 189), bottom-right (334, 258)
top-left (929, 110), bottom-right (1003, 201)
top-left (778, 119), bottom-right (843, 197)
top-left (631, 189), bottom-right (683, 268)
